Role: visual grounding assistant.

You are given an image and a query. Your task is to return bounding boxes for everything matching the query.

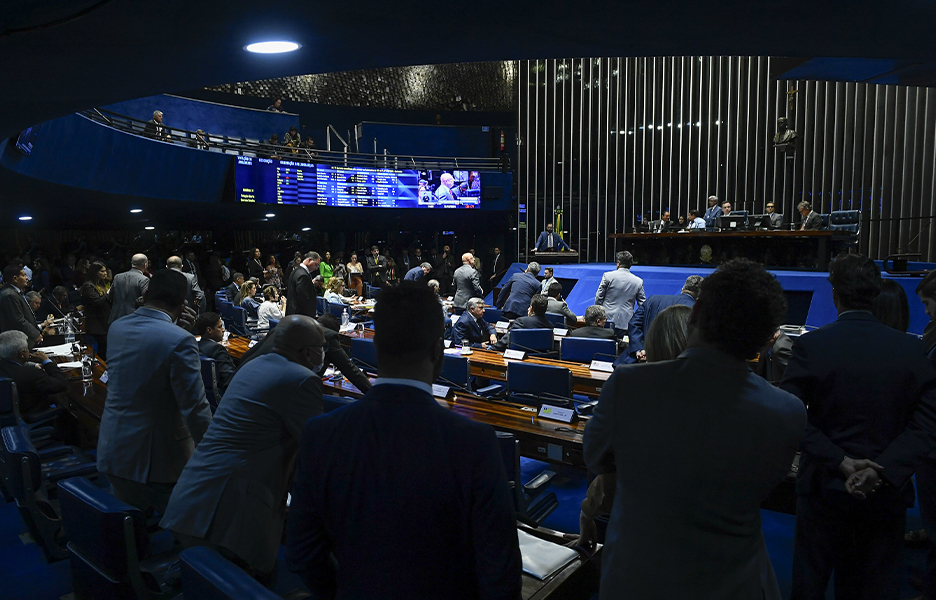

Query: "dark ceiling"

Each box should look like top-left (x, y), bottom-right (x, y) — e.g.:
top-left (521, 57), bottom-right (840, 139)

top-left (3, 0), bottom-right (936, 140)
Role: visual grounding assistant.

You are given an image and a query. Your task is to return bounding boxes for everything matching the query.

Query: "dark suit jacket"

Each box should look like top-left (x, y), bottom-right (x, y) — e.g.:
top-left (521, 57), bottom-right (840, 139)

top-left (451, 311), bottom-right (495, 346)
top-left (495, 271), bottom-right (541, 317)
top-left (247, 258), bottom-right (265, 282)
top-left (109, 268), bottom-right (149, 324)
top-left (493, 314), bottom-right (554, 351)
top-left (754, 332), bottom-right (793, 384)
top-left (80, 281), bottom-right (112, 336)
top-left (161, 353), bottom-right (323, 573)
top-left (198, 338), bottom-right (235, 390)
top-left (365, 255), bottom-right (388, 285)
top-left (780, 311), bottom-right (936, 502)
top-left (0, 284), bottom-right (41, 347)
top-left (535, 230), bottom-right (570, 251)
top-left (403, 266), bottom-right (424, 281)
top-left (285, 383), bottom-right (522, 600)
top-left (319, 328), bottom-right (372, 393)
top-left (0, 359), bottom-right (68, 415)
top-left (224, 281), bottom-right (240, 302)
top-left (801, 211), bottom-right (823, 231)
top-left (625, 292), bottom-right (696, 358)
top-left (585, 348), bottom-right (806, 599)
top-left (286, 266), bottom-right (316, 317)
top-left (569, 325), bottom-right (617, 341)
top-left (36, 297), bottom-right (71, 323)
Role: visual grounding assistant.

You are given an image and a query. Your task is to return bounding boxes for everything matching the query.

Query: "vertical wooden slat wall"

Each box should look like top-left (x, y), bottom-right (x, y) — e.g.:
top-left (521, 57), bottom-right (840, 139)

top-left (517, 56), bottom-right (936, 263)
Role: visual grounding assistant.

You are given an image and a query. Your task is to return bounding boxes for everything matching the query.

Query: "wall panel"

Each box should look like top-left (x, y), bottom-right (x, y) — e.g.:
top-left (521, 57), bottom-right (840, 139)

top-left (518, 56), bottom-right (936, 262)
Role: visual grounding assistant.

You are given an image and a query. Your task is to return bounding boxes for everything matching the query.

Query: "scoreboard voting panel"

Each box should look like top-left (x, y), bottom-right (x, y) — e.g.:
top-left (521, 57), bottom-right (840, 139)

top-left (235, 156), bottom-right (480, 208)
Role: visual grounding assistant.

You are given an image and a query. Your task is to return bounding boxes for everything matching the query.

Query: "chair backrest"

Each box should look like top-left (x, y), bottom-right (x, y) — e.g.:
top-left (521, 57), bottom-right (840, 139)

top-left (1, 425), bottom-right (41, 500)
top-left (58, 476), bottom-right (150, 582)
top-left (730, 210), bottom-right (749, 217)
top-left (561, 337), bottom-right (617, 363)
top-left (507, 362), bottom-right (572, 406)
top-left (217, 300), bottom-right (234, 320)
top-left (349, 338), bottom-right (379, 373)
top-left (495, 431), bottom-right (520, 489)
top-left (0, 378), bottom-right (20, 428)
top-left (199, 357), bottom-right (220, 412)
top-left (328, 301), bottom-right (348, 319)
top-left (819, 213), bottom-right (831, 228)
top-left (316, 296), bottom-right (329, 315)
top-left (544, 312), bottom-right (566, 327)
top-left (230, 306), bottom-right (248, 335)
top-left (829, 209), bottom-right (860, 232)
top-left (180, 546), bottom-right (282, 600)
top-left (439, 354), bottom-right (470, 389)
top-left (483, 307), bottom-right (503, 324)
top-left (268, 318), bottom-right (279, 330)
top-left (510, 328), bottom-right (555, 353)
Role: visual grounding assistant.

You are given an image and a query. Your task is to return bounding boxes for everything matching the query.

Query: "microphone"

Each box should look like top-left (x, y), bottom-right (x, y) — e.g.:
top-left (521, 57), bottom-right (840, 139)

top-left (500, 337), bottom-right (558, 358)
top-left (41, 292), bottom-right (70, 320)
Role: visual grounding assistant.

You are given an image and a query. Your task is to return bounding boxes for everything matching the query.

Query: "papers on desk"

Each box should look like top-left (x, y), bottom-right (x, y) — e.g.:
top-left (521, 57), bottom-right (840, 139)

top-left (57, 361), bottom-right (84, 370)
top-left (495, 321), bottom-right (510, 333)
top-left (518, 529), bottom-right (578, 580)
top-left (431, 384), bottom-right (450, 398)
top-left (39, 343), bottom-right (74, 357)
top-left (443, 348), bottom-right (462, 356)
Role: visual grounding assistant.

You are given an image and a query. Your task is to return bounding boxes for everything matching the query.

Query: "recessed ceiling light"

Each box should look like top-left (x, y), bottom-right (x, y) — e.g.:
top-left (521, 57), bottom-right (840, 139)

top-left (265, 213), bottom-right (275, 217)
top-left (244, 41), bottom-right (300, 54)
top-left (130, 208), bottom-right (143, 214)
top-left (18, 216), bottom-right (32, 221)
top-left (145, 226), bottom-right (155, 230)
top-left (301, 227), bottom-right (311, 231)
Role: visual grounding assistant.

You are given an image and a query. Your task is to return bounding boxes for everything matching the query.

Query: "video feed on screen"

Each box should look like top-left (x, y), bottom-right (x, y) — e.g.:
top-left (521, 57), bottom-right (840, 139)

top-left (417, 170), bottom-right (481, 208)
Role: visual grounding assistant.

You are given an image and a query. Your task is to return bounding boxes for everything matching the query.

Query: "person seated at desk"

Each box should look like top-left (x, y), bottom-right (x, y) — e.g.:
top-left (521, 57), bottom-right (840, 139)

top-left (540, 267), bottom-right (558, 295)
top-left (720, 200), bottom-right (733, 218)
top-left (257, 285), bottom-right (286, 330)
top-left (161, 315), bottom-right (325, 583)
top-left (324, 276), bottom-right (361, 308)
top-left (766, 202), bottom-right (783, 229)
top-left (688, 209), bottom-right (707, 229)
top-left (568, 305), bottom-right (621, 351)
top-left (0, 330), bottom-right (67, 415)
top-left (195, 312), bottom-right (235, 392)
top-left (36, 286), bottom-right (72, 323)
top-left (492, 293), bottom-right (554, 351)
top-left (545, 282), bottom-right (577, 327)
top-left (535, 223), bottom-right (571, 252)
top-left (316, 314), bottom-right (373, 393)
top-left (649, 211), bottom-right (676, 233)
top-left (798, 200), bottom-right (823, 230)
top-left (225, 273), bottom-right (244, 303)
top-left (25, 291), bottom-right (54, 333)
top-left (451, 297), bottom-right (497, 348)
top-left (285, 282), bottom-right (522, 599)
top-left (237, 281), bottom-right (260, 318)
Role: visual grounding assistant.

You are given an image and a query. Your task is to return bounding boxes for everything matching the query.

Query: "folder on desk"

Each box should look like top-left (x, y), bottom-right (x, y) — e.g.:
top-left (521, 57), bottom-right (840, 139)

top-left (518, 529), bottom-right (578, 580)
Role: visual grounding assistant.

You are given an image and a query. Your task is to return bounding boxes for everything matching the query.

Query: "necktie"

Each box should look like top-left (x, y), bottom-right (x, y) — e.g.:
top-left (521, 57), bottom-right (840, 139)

top-left (548, 233), bottom-right (553, 248)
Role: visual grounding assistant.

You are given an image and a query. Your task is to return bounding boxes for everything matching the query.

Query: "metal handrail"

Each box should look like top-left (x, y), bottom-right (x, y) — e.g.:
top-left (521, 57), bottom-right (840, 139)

top-left (79, 108), bottom-right (499, 171)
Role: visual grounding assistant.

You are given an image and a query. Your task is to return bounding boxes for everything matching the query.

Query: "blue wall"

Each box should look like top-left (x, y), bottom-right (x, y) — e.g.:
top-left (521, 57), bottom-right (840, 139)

top-left (102, 94), bottom-right (299, 141)
top-left (0, 113), bottom-right (230, 203)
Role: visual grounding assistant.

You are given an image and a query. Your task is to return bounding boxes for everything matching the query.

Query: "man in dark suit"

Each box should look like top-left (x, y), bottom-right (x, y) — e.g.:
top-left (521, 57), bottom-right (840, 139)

top-left (434, 245), bottom-right (456, 295)
top-left (183, 251), bottom-right (202, 287)
top-left (161, 315), bottom-right (325, 579)
top-left (316, 314), bottom-right (372, 393)
top-left (403, 262), bottom-right (431, 282)
top-left (914, 269), bottom-right (936, 600)
top-left (0, 330), bottom-right (67, 415)
top-left (451, 297), bottom-right (498, 348)
top-left (225, 273), bottom-right (244, 303)
top-left (623, 274), bottom-right (703, 363)
top-left (286, 252), bottom-right (321, 317)
top-left (36, 286), bottom-right (72, 323)
top-left (489, 246), bottom-right (508, 286)
top-left (797, 200), bottom-right (823, 230)
top-left (545, 282), bottom-right (577, 326)
top-left (286, 282), bottom-right (521, 599)
top-left (535, 222), bottom-right (570, 252)
top-left (109, 253), bottom-right (149, 324)
top-left (168, 256), bottom-right (206, 314)
top-left (452, 252), bottom-right (483, 315)
top-left (766, 202), bottom-right (783, 229)
top-left (781, 255), bottom-right (936, 600)
top-left (494, 261), bottom-right (542, 320)
top-left (143, 110), bottom-right (168, 140)
top-left (493, 293), bottom-right (553, 351)
top-left (194, 312), bottom-right (235, 391)
top-left (365, 245), bottom-right (388, 287)
top-left (0, 263), bottom-right (42, 348)
top-left (648, 210), bottom-right (676, 233)
top-left (585, 259), bottom-right (806, 599)
top-left (569, 305), bottom-right (618, 343)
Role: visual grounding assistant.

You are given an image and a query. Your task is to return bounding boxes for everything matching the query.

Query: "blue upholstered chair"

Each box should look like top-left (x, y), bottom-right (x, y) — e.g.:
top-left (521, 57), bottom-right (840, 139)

top-left (180, 546), bottom-right (281, 600)
top-left (509, 328), bottom-right (556, 358)
top-left (506, 362), bottom-right (573, 408)
top-left (349, 338), bottom-right (379, 374)
top-left (199, 356), bottom-right (220, 413)
top-left (560, 337), bottom-right (617, 363)
top-left (495, 431), bottom-right (559, 526)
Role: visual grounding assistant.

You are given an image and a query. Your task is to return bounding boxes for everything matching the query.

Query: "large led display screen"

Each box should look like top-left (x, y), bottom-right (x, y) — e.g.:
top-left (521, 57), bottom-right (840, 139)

top-left (236, 156), bottom-right (480, 208)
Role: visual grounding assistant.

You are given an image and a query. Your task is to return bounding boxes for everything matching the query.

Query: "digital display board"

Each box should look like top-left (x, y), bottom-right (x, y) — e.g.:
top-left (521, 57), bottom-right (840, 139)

top-left (235, 156), bottom-right (480, 209)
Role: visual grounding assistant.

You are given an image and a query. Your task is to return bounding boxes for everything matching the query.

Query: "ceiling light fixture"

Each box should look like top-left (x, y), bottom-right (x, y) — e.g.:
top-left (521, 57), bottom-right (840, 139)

top-left (18, 216), bottom-right (32, 221)
top-left (130, 208), bottom-right (143, 214)
top-left (245, 41), bottom-right (301, 54)
top-left (301, 227), bottom-right (311, 231)
top-left (265, 213), bottom-right (275, 217)
top-left (145, 226), bottom-right (155, 230)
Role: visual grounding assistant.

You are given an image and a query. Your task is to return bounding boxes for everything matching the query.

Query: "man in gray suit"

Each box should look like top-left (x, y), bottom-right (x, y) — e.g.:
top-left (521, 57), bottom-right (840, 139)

top-left (109, 253), bottom-right (149, 324)
top-left (585, 259), bottom-right (806, 599)
top-left (167, 255), bottom-right (206, 314)
top-left (766, 202), bottom-right (783, 229)
top-left (96, 269), bottom-right (212, 516)
top-left (545, 282), bottom-right (577, 326)
top-left (452, 252), bottom-right (483, 315)
top-left (161, 315), bottom-right (325, 578)
top-left (594, 251), bottom-right (645, 333)
top-left (0, 263), bottom-right (43, 348)
top-left (798, 201), bottom-right (823, 231)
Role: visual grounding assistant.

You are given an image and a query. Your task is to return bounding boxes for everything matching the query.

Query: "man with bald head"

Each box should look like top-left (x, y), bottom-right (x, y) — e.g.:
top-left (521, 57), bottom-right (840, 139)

top-left (435, 172), bottom-right (457, 203)
top-left (161, 314), bottom-right (325, 580)
top-left (168, 255), bottom-right (206, 314)
top-left (452, 251), bottom-right (483, 315)
top-left (109, 253), bottom-right (150, 324)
